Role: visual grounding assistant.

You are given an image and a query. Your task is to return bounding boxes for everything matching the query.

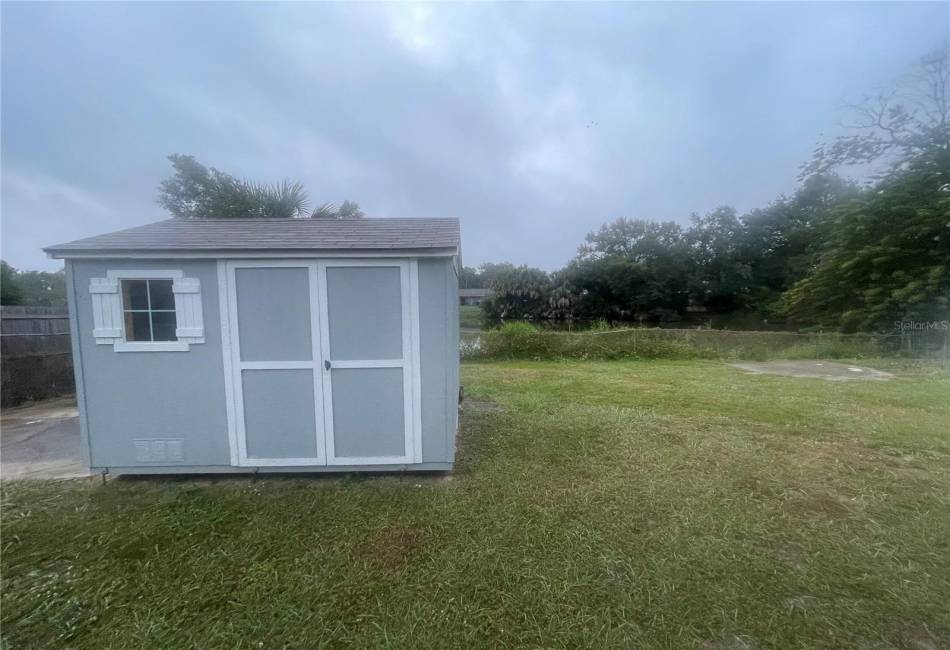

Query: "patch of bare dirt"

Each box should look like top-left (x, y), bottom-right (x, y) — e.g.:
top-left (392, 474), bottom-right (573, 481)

top-left (781, 492), bottom-right (852, 518)
top-left (730, 361), bottom-right (894, 381)
top-left (461, 398), bottom-right (503, 416)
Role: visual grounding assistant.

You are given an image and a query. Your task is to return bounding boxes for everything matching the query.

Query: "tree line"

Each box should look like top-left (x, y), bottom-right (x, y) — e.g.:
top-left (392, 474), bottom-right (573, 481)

top-left (0, 262), bottom-right (67, 307)
top-left (5, 49), bottom-right (947, 333)
top-left (468, 48), bottom-right (950, 333)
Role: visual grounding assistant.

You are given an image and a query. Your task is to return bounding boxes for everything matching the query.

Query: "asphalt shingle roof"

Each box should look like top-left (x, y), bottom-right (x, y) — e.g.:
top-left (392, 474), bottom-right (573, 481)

top-left (45, 218), bottom-right (460, 257)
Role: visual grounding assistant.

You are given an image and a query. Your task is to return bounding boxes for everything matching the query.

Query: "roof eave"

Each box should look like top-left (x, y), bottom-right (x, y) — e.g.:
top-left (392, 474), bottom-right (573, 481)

top-left (44, 246), bottom-right (460, 260)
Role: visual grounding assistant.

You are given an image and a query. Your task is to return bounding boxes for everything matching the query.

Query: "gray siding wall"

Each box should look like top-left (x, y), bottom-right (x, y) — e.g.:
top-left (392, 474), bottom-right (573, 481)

top-left (418, 258), bottom-right (459, 462)
top-left (69, 257), bottom-right (457, 471)
top-left (70, 259), bottom-right (231, 468)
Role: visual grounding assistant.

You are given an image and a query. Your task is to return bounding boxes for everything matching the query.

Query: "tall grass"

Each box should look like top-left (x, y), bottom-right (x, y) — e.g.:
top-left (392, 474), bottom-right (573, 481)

top-left (462, 322), bottom-right (895, 361)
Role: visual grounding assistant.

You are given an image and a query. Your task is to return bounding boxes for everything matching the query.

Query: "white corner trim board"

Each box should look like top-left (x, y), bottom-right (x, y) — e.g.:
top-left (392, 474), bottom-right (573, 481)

top-left (90, 269), bottom-right (205, 352)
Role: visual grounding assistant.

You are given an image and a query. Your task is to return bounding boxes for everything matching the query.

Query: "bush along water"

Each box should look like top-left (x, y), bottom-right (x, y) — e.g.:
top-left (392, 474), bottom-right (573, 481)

top-left (463, 323), bottom-right (890, 361)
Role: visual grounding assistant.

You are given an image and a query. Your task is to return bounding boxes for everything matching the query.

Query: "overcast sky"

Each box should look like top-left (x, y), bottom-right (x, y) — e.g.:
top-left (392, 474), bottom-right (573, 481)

top-left (2, 2), bottom-right (947, 271)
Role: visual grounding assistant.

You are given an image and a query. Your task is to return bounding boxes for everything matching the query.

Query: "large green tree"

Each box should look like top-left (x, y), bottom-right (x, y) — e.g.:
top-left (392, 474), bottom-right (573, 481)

top-left (801, 46), bottom-right (950, 178)
top-left (559, 256), bottom-right (688, 323)
top-left (741, 174), bottom-right (859, 314)
top-left (784, 149), bottom-right (950, 331)
top-left (0, 263), bottom-right (67, 307)
top-left (15, 269), bottom-right (67, 307)
top-left (577, 218), bottom-right (685, 263)
top-left (1, 261), bottom-right (24, 306)
top-left (571, 218), bottom-right (692, 320)
top-left (157, 154), bottom-right (363, 220)
top-left (472, 48), bottom-right (950, 331)
top-left (785, 47), bottom-right (950, 331)
top-left (685, 206), bottom-right (754, 313)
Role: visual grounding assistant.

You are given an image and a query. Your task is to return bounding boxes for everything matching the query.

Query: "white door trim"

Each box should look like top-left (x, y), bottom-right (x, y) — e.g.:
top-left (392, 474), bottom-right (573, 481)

top-left (219, 258), bottom-right (423, 468)
top-left (408, 260), bottom-right (423, 463)
top-left (223, 260), bottom-right (327, 467)
top-left (218, 260), bottom-right (240, 466)
top-left (318, 259), bottom-right (422, 466)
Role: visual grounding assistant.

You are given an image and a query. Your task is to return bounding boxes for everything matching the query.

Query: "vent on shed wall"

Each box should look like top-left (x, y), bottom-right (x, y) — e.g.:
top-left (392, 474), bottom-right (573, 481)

top-left (133, 439), bottom-right (185, 463)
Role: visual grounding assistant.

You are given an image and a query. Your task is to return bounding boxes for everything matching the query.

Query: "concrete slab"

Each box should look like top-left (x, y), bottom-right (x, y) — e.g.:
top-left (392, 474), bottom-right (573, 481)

top-left (1, 396), bottom-right (87, 480)
top-left (730, 360), bottom-right (895, 381)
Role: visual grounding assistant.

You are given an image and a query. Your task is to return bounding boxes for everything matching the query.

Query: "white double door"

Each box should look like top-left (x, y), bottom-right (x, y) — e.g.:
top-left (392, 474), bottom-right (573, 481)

top-left (223, 260), bottom-right (421, 466)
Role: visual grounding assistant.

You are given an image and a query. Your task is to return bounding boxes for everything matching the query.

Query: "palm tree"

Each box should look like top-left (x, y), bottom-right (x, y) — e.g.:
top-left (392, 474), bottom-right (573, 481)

top-left (310, 200), bottom-right (365, 219)
top-left (157, 154), bottom-right (364, 219)
top-left (246, 180), bottom-right (310, 218)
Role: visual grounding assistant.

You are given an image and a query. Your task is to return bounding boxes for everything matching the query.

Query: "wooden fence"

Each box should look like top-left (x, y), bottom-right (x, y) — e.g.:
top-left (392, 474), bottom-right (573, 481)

top-left (1, 306), bottom-right (74, 407)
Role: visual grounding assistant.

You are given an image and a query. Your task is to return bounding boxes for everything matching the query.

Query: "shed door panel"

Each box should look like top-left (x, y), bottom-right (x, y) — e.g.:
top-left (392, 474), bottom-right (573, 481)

top-left (229, 264), bottom-right (324, 466)
top-left (236, 268), bottom-right (312, 362)
top-left (242, 369), bottom-right (319, 459)
top-left (330, 368), bottom-right (405, 458)
top-left (325, 267), bottom-right (403, 360)
top-left (320, 263), bottom-right (419, 465)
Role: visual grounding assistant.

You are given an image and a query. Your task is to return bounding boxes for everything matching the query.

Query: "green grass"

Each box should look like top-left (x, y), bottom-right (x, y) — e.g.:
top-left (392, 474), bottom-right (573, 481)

top-left (3, 360), bottom-right (950, 648)
top-left (459, 304), bottom-right (484, 329)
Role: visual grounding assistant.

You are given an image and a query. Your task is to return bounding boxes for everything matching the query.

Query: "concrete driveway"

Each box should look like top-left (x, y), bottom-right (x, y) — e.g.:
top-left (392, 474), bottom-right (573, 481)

top-left (1, 396), bottom-right (86, 480)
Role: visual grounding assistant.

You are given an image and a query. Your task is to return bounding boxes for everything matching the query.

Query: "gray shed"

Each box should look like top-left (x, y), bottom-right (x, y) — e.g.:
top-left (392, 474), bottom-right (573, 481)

top-left (44, 218), bottom-right (460, 475)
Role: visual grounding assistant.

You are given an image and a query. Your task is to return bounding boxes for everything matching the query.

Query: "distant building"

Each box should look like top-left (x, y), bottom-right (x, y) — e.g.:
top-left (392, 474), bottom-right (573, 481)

top-left (459, 288), bottom-right (490, 305)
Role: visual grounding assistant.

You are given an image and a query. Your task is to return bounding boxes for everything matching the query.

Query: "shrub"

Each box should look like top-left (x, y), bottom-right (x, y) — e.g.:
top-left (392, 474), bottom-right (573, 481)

top-left (464, 326), bottom-right (894, 362)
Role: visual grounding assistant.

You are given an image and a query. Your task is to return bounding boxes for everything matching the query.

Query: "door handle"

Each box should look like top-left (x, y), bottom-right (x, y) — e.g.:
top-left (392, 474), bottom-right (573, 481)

top-left (324, 360), bottom-right (331, 370)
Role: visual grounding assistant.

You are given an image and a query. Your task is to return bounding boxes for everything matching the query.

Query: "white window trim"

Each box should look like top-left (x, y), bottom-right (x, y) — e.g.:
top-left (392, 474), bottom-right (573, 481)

top-left (89, 269), bottom-right (205, 352)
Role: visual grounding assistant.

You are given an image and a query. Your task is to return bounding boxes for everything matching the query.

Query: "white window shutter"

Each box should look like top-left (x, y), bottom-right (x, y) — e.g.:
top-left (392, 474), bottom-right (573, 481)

top-left (173, 277), bottom-right (205, 343)
top-left (89, 277), bottom-right (122, 344)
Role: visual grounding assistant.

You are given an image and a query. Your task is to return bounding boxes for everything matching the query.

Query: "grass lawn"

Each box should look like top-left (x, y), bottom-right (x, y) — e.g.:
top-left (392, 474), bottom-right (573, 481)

top-left (3, 360), bottom-right (949, 648)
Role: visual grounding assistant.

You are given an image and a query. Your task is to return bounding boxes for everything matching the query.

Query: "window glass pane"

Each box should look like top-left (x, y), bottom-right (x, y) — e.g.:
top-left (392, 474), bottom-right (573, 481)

top-left (148, 279), bottom-right (175, 310)
top-left (151, 311), bottom-right (178, 341)
top-left (125, 311), bottom-right (152, 341)
top-left (122, 280), bottom-right (149, 310)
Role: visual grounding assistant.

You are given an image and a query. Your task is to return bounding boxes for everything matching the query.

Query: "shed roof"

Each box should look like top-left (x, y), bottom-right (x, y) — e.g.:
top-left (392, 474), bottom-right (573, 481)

top-left (45, 217), bottom-right (460, 258)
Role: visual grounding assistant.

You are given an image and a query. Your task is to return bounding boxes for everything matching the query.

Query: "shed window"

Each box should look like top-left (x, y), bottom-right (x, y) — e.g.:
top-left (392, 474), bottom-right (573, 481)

top-left (121, 279), bottom-right (178, 342)
top-left (89, 270), bottom-right (205, 352)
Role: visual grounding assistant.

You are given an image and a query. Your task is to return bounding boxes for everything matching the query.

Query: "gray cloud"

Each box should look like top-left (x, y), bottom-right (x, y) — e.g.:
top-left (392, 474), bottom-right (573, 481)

top-left (2, 2), bottom-right (947, 271)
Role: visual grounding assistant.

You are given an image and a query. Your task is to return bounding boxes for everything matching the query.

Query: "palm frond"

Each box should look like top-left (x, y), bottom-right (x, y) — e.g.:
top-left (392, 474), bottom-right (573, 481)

top-left (310, 202), bottom-right (338, 219)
